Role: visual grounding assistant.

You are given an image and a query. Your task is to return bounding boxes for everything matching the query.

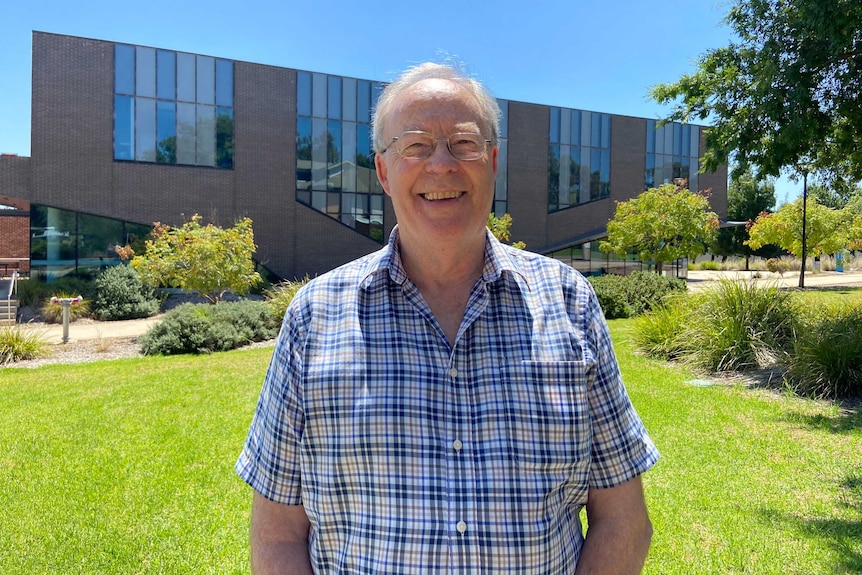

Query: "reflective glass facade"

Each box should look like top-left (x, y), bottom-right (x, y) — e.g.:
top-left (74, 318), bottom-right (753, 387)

top-left (645, 120), bottom-right (700, 192)
top-left (493, 100), bottom-right (509, 217)
top-left (29, 205), bottom-right (151, 280)
top-left (114, 44), bottom-right (234, 168)
top-left (296, 71), bottom-right (385, 242)
top-left (548, 108), bottom-right (611, 212)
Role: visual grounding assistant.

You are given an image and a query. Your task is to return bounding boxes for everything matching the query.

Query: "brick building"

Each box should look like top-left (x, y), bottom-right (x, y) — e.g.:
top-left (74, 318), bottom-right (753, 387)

top-left (0, 31), bottom-right (727, 280)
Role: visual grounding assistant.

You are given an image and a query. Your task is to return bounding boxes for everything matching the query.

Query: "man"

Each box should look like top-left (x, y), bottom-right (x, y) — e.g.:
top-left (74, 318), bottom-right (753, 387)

top-left (236, 62), bottom-right (660, 574)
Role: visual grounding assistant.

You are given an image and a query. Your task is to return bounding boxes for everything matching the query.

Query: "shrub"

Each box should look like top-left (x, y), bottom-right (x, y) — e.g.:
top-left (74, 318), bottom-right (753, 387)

top-left (698, 260), bottom-right (721, 271)
top-left (264, 276), bottom-right (311, 320)
top-left (631, 293), bottom-right (692, 361)
top-left (140, 300), bottom-right (278, 355)
top-left (766, 258), bottom-right (791, 277)
top-left (785, 305), bottom-right (862, 399)
top-left (39, 292), bottom-right (91, 324)
top-left (92, 265), bottom-right (161, 320)
top-left (589, 272), bottom-right (686, 320)
top-left (588, 275), bottom-right (633, 319)
top-left (0, 325), bottom-right (49, 364)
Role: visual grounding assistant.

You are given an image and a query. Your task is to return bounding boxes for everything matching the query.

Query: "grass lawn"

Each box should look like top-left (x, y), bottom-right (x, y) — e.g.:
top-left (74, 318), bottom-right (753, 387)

top-left (2, 320), bottom-right (861, 574)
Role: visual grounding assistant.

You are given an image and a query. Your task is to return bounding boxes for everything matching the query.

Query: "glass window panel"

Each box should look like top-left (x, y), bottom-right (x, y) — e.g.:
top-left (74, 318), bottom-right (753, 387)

top-left (580, 148), bottom-right (591, 204)
top-left (549, 107), bottom-right (560, 143)
top-left (664, 155), bottom-right (674, 185)
top-left (682, 124), bottom-right (691, 159)
top-left (135, 97), bottom-right (156, 162)
top-left (681, 156), bottom-right (691, 188)
top-left (328, 76), bottom-right (341, 119)
top-left (342, 121), bottom-right (357, 192)
top-left (355, 123), bottom-right (372, 193)
top-left (327, 120), bottom-right (342, 190)
top-left (216, 107), bottom-right (233, 169)
top-left (78, 213), bottom-right (123, 261)
top-left (495, 139), bottom-right (508, 203)
top-left (341, 193), bottom-right (356, 227)
top-left (115, 44), bottom-right (135, 95)
top-left (177, 53), bottom-right (196, 102)
top-left (570, 111), bottom-right (581, 147)
top-left (673, 123), bottom-right (682, 156)
top-left (590, 149), bottom-right (602, 199)
top-left (690, 168), bottom-right (699, 193)
top-left (673, 155), bottom-right (683, 180)
top-left (297, 71), bottom-right (312, 116)
top-left (495, 200), bottom-right (507, 217)
top-left (176, 102), bottom-right (196, 164)
top-left (157, 50), bottom-right (175, 100)
top-left (655, 124), bottom-right (665, 155)
top-left (312, 190), bottom-right (326, 212)
top-left (559, 145), bottom-right (570, 208)
top-left (114, 95), bottom-right (134, 160)
top-left (312, 73), bottom-right (327, 118)
top-left (591, 113), bottom-right (601, 148)
top-left (196, 56), bottom-right (215, 105)
top-left (601, 114), bottom-right (610, 149)
top-left (560, 108), bottom-right (571, 145)
top-left (664, 124), bottom-right (673, 158)
top-left (580, 111), bottom-right (591, 147)
top-left (357, 80), bottom-right (371, 123)
top-left (297, 190), bottom-right (311, 205)
top-left (215, 59), bottom-right (233, 107)
top-left (601, 149), bottom-right (611, 198)
top-left (312, 118), bottom-right (327, 189)
top-left (372, 83), bottom-right (385, 114)
top-left (646, 119), bottom-right (655, 153)
top-left (569, 144), bottom-right (580, 205)
top-left (327, 192), bottom-right (340, 218)
top-left (645, 154), bottom-right (655, 189)
top-left (498, 100), bottom-right (508, 139)
top-left (548, 144), bottom-right (560, 211)
top-left (690, 126), bottom-right (700, 158)
top-left (195, 104), bottom-right (216, 166)
top-left (156, 100), bottom-right (176, 164)
top-left (342, 78), bottom-right (356, 121)
top-left (135, 47), bottom-right (156, 98)
top-left (297, 117), bottom-right (313, 190)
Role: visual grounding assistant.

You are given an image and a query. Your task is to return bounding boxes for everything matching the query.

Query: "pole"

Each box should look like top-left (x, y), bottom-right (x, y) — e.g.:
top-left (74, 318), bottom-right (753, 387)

top-left (799, 171), bottom-right (808, 289)
top-left (61, 302), bottom-right (71, 344)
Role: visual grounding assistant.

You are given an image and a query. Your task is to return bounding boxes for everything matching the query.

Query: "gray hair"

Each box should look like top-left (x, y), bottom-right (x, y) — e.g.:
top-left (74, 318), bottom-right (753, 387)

top-left (372, 62), bottom-right (501, 153)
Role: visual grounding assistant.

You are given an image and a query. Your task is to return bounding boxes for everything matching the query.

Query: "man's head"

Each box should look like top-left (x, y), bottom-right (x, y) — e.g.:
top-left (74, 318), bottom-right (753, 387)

top-left (372, 63), bottom-right (500, 154)
top-left (372, 63), bottom-right (500, 252)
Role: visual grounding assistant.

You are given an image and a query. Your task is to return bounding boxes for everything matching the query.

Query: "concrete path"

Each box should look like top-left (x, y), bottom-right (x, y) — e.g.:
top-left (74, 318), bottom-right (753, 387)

top-left (15, 315), bottom-right (163, 344)
top-left (686, 269), bottom-right (862, 290)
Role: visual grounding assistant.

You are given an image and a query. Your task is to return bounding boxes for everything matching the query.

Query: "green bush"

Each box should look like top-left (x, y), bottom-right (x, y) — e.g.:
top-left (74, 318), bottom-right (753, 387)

top-left (140, 300), bottom-right (278, 355)
top-left (39, 292), bottom-right (91, 324)
top-left (264, 276), bottom-right (311, 320)
top-left (698, 260), bottom-right (721, 271)
top-left (785, 305), bottom-right (862, 399)
top-left (631, 293), bottom-right (692, 361)
top-left (92, 265), bottom-right (161, 321)
top-left (0, 325), bottom-right (49, 364)
top-left (766, 258), bottom-right (791, 276)
top-left (588, 271), bottom-right (686, 319)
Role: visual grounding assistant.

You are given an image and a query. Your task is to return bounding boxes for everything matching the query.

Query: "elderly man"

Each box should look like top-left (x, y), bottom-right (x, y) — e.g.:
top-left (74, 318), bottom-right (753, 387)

top-left (237, 62), bottom-right (660, 574)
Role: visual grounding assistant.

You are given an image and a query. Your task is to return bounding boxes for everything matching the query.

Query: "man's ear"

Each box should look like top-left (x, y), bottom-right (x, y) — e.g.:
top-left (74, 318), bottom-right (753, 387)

top-left (375, 153), bottom-right (392, 197)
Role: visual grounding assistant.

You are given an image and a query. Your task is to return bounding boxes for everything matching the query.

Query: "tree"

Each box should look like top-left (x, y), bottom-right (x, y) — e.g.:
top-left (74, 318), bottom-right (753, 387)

top-left (487, 213), bottom-right (526, 249)
top-left (130, 214), bottom-right (262, 304)
top-left (710, 167), bottom-right (778, 269)
top-left (650, 0), bottom-right (862, 187)
top-left (745, 197), bottom-right (857, 258)
top-left (599, 183), bottom-right (719, 274)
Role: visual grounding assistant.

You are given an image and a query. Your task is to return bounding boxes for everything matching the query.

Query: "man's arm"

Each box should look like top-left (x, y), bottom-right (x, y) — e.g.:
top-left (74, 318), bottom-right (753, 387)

top-left (574, 475), bottom-right (653, 575)
top-left (250, 491), bottom-right (313, 575)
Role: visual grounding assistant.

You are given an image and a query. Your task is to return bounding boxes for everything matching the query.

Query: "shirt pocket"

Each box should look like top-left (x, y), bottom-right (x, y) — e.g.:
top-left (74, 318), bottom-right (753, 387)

top-left (502, 361), bottom-right (591, 472)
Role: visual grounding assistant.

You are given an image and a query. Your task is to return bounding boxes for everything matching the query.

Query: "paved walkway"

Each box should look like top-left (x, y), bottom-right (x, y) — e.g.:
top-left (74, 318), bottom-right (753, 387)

top-left (12, 269), bottom-right (862, 344)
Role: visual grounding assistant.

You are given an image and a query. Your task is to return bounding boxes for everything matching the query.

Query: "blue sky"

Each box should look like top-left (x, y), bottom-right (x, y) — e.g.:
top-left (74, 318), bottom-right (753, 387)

top-left (1, 0), bottom-right (801, 203)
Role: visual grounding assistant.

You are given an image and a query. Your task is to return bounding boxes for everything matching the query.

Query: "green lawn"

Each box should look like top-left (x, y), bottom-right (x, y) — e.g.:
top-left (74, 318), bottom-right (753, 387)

top-left (1, 322), bottom-right (861, 574)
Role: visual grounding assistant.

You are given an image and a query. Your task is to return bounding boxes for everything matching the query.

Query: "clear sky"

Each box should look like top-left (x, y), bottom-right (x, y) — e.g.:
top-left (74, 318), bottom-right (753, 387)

top-left (0, 0), bottom-right (801, 203)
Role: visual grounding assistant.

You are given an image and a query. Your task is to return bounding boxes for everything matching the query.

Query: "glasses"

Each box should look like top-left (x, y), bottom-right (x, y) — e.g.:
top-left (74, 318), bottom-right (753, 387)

top-left (383, 131), bottom-right (491, 161)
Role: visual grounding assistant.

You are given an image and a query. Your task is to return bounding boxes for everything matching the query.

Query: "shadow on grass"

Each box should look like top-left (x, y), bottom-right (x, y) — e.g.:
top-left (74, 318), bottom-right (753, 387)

top-left (781, 403), bottom-right (862, 433)
top-left (759, 470), bottom-right (862, 573)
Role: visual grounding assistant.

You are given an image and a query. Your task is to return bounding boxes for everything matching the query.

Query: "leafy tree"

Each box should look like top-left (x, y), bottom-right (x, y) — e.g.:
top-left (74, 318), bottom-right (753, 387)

top-left (745, 197), bottom-right (857, 258)
top-left (487, 213), bottom-right (526, 249)
top-left (650, 0), bottom-right (862, 187)
top-left (600, 183), bottom-right (719, 274)
top-left (711, 167), bottom-right (778, 269)
top-left (130, 214), bottom-right (262, 304)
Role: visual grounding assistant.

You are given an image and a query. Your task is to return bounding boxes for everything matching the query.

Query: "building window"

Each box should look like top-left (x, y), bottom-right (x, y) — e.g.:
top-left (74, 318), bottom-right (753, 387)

top-left (645, 120), bottom-right (700, 192)
top-left (548, 108), bottom-right (611, 213)
top-left (296, 71), bottom-right (385, 242)
top-left (494, 100), bottom-right (509, 217)
top-left (114, 44), bottom-right (234, 169)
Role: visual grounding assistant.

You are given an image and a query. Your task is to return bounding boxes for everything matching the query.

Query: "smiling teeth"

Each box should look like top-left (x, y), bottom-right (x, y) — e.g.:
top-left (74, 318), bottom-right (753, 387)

top-left (423, 191), bottom-right (462, 200)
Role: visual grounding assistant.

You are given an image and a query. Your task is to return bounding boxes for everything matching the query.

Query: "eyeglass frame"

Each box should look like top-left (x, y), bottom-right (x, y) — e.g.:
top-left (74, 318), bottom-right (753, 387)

top-left (381, 131), bottom-right (493, 161)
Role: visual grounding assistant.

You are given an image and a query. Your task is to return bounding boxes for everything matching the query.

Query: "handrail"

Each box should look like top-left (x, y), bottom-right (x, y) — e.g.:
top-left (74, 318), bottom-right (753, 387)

top-left (4, 270), bottom-right (17, 299)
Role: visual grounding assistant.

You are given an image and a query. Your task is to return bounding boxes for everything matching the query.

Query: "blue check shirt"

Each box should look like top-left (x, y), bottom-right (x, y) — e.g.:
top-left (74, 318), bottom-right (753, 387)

top-left (237, 227), bottom-right (659, 574)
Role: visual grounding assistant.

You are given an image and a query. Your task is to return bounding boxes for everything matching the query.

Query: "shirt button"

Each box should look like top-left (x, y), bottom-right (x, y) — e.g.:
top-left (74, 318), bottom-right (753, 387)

top-left (456, 521), bottom-right (467, 534)
top-left (449, 367), bottom-right (458, 378)
top-left (452, 439), bottom-right (463, 452)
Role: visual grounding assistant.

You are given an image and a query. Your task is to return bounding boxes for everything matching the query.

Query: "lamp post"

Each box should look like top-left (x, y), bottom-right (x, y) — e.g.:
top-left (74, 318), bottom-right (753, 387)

top-left (798, 170), bottom-right (808, 289)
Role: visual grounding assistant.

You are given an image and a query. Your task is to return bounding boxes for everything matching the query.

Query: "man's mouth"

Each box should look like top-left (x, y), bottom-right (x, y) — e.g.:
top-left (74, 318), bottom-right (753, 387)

top-left (421, 191), bottom-right (464, 201)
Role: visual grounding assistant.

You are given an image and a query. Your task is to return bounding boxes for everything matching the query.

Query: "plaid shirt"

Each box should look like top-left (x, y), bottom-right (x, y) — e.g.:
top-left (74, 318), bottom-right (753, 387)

top-left (237, 227), bottom-right (659, 574)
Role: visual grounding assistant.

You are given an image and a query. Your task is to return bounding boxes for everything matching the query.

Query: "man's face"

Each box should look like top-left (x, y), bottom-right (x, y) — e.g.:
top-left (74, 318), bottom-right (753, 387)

top-left (375, 79), bottom-right (498, 250)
